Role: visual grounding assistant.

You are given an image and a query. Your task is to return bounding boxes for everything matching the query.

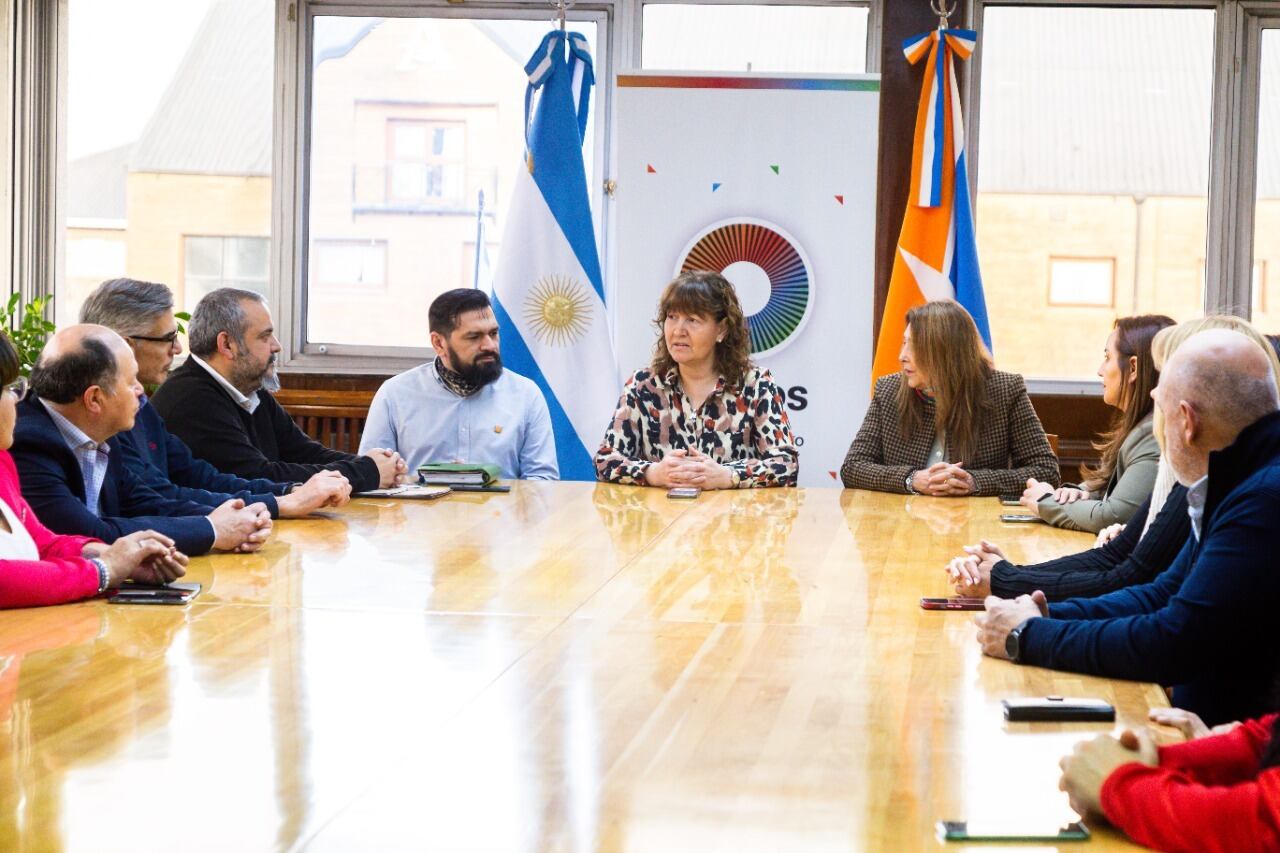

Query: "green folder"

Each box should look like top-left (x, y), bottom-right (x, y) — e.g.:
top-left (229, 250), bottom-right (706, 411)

top-left (417, 463), bottom-right (502, 486)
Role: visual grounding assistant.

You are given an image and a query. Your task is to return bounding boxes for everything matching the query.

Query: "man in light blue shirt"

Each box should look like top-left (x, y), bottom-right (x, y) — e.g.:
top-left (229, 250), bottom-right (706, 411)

top-left (359, 289), bottom-right (558, 480)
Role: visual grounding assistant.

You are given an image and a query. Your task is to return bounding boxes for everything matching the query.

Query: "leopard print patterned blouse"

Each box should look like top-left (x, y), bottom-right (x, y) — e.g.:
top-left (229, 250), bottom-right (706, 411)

top-left (593, 365), bottom-right (799, 488)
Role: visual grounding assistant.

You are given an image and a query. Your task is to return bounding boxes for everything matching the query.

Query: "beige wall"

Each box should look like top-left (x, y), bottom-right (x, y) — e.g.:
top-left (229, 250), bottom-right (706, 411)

top-left (62, 225), bottom-right (127, 324)
top-left (123, 172), bottom-right (271, 314)
top-left (977, 193), bottom-right (1280, 379)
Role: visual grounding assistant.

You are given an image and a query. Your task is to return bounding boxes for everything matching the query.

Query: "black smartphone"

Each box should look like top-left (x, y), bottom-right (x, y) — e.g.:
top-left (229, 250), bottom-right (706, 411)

top-left (666, 487), bottom-right (700, 500)
top-left (999, 513), bottom-right (1043, 523)
top-left (1002, 696), bottom-right (1116, 722)
top-left (999, 495), bottom-right (1022, 506)
top-left (938, 820), bottom-right (1090, 842)
top-left (107, 581), bottom-right (202, 605)
top-left (920, 597), bottom-right (986, 611)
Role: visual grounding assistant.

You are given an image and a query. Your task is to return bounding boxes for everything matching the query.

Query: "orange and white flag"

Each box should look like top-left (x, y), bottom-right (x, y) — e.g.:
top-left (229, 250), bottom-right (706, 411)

top-left (873, 28), bottom-right (990, 382)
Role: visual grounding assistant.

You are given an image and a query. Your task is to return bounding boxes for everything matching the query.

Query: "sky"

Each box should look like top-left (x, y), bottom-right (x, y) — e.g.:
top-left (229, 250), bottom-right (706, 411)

top-left (67, 0), bottom-right (212, 160)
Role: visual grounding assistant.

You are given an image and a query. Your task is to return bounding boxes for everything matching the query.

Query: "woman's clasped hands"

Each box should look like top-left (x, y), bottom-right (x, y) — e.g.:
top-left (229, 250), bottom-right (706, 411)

top-left (644, 448), bottom-right (736, 490)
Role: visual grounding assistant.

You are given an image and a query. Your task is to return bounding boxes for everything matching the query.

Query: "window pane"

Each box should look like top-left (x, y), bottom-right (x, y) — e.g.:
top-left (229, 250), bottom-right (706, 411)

top-left (184, 236), bottom-right (268, 306)
top-left (231, 236), bottom-right (270, 279)
top-left (314, 240), bottom-right (388, 289)
top-left (306, 16), bottom-right (600, 349)
top-left (1253, 28), bottom-right (1280, 332)
top-left (642, 5), bottom-right (868, 73)
top-left (63, 0), bottom-right (273, 326)
top-left (184, 236), bottom-right (223, 278)
top-left (1049, 259), bottom-right (1114, 307)
top-left (976, 8), bottom-right (1215, 380)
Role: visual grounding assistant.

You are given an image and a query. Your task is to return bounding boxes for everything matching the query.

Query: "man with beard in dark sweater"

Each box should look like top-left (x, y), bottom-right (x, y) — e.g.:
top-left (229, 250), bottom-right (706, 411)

top-left (150, 288), bottom-right (403, 493)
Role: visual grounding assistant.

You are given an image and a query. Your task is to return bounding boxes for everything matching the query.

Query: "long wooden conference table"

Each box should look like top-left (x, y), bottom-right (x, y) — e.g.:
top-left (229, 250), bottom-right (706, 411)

top-left (0, 483), bottom-right (1169, 851)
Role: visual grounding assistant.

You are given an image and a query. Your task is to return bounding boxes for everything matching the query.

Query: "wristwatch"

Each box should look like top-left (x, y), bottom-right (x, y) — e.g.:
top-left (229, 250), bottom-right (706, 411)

top-left (1005, 618), bottom-right (1033, 663)
top-left (904, 470), bottom-right (918, 494)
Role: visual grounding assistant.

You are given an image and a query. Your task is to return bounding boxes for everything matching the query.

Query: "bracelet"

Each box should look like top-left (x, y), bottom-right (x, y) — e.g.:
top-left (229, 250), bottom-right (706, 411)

top-left (904, 471), bottom-right (918, 495)
top-left (89, 557), bottom-right (110, 594)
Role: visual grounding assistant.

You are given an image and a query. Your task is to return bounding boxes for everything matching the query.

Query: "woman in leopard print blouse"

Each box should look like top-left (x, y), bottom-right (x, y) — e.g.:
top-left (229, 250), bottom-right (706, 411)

top-left (594, 271), bottom-right (798, 489)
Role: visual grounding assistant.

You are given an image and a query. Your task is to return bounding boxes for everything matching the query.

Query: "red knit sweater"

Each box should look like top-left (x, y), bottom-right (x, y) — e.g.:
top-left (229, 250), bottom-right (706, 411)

top-left (0, 449), bottom-right (101, 607)
top-left (1101, 714), bottom-right (1280, 853)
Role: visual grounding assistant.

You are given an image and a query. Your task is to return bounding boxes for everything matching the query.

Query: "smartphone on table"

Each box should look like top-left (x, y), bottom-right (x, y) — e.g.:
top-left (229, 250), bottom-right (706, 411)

top-left (999, 513), bottom-right (1042, 524)
top-left (1002, 696), bottom-right (1115, 722)
top-left (920, 597), bottom-right (986, 611)
top-left (999, 494), bottom-right (1023, 506)
top-left (666, 487), bottom-right (700, 500)
top-left (107, 582), bottom-right (202, 605)
top-left (937, 820), bottom-right (1090, 842)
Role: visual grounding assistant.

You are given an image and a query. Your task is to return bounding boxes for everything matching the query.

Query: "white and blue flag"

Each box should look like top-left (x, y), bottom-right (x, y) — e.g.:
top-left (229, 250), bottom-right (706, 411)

top-left (492, 31), bottom-right (618, 480)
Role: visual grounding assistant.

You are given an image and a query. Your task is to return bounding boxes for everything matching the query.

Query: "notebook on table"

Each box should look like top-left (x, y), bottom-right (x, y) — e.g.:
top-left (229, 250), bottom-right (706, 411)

top-left (357, 484), bottom-right (452, 500)
top-left (417, 463), bottom-right (502, 486)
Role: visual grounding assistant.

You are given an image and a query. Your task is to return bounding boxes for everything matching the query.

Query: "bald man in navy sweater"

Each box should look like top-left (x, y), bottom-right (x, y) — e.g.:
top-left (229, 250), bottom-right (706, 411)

top-left (975, 329), bottom-right (1280, 726)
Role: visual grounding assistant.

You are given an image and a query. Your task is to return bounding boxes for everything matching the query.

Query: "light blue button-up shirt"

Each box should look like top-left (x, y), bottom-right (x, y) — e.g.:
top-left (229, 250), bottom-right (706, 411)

top-left (1187, 474), bottom-right (1209, 541)
top-left (359, 362), bottom-right (558, 480)
top-left (45, 405), bottom-right (111, 515)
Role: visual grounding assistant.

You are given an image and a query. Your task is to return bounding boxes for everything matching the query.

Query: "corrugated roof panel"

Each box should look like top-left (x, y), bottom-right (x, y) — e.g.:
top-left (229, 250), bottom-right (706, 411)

top-left (68, 143), bottom-right (131, 220)
top-left (128, 0), bottom-right (272, 176)
top-left (977, 7), bottom-right (1219, 198)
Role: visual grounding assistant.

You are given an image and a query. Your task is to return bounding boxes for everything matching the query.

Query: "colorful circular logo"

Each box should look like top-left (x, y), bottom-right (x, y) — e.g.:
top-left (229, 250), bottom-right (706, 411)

top-left (676, 218), bottom-right (813, 357)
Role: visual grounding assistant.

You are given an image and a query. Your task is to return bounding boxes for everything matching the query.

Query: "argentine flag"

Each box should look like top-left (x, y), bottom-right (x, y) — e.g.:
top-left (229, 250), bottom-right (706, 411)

top-left (491, 30), bottom-right (619, 481)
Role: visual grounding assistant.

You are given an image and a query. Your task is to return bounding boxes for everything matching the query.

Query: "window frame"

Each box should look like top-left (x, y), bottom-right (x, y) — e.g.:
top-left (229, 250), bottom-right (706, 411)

top-left (35, 0), bottom-right (882, 373)
top-left (276, 0), bottom-right (616, 371)
top-left (964, 0), bottom-right (1280, 394)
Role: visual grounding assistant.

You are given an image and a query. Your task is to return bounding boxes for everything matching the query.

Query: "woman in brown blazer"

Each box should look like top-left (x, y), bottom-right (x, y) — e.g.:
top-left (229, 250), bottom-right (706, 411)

top-left (840, 300), bottom-right (1059, 496)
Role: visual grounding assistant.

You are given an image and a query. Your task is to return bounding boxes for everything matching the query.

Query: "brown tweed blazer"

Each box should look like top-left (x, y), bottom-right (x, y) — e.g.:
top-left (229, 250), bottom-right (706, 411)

top-left (840, 369), bottom-right (1060, 496)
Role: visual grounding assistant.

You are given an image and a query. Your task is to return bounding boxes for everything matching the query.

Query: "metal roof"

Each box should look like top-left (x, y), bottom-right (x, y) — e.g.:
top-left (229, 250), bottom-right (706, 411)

top-left (67, 143), bottom-right (130, 221)
top-left (127, 0), bottom-right (272, 177)
top-left (976, 7), bottom-right (1280, 199)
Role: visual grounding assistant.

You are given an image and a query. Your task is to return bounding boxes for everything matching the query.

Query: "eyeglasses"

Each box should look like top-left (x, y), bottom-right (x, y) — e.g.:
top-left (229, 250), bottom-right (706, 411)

top-left (129, 330), bottom-right (180, 345)
top-left (4, 376), bottom-right (28, 402)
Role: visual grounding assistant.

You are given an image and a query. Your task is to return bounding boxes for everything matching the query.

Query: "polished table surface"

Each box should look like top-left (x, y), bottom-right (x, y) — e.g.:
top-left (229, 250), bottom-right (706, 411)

top-left (0, 483), bottom-right (1169, 851)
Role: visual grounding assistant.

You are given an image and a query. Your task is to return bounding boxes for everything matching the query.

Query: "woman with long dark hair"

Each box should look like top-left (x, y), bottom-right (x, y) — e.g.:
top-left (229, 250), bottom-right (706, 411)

top-left (841, 299), bottom-right (1059, 496)
top-left (0, 331), bottom-right (187, 607)
top-left (1021, 314), bottom-right (1174, 532)
top-left (594, 270), bottom-right (798, 488)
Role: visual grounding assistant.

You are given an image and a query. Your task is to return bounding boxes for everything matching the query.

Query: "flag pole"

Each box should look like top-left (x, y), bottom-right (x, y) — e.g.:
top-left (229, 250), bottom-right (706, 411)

top-left (931, 0), bottom-right (955, 29)
top-left (472, 189), bottom-right (485, 289)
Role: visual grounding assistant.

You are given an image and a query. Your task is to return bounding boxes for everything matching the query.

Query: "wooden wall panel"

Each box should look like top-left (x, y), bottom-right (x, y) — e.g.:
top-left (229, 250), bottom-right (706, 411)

top-left (277, 374), bottom-right (1107, 481)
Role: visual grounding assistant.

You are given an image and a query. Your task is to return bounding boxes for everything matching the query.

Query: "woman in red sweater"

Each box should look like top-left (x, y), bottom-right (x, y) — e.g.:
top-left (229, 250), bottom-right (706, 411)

top-left (1059, 709), bottom-right (1280, 852)
top-left (0, 331), bottom-right (187, 607)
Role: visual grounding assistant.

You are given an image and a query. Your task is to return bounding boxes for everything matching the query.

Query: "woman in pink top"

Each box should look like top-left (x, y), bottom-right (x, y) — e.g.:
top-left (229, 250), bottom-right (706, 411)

top-left (0, 331), bottom-right (187, 608)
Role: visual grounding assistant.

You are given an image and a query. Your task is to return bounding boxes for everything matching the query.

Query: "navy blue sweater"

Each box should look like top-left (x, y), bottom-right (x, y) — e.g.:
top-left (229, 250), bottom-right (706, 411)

top-left (990, 485), bottom-right (1190, 601)
top-left (115, 396), bottom-right (285, 517)
top-left (1019, 409), bottom-right (1280, 726)
top-left (12, 396), bottom-right (217, 555)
